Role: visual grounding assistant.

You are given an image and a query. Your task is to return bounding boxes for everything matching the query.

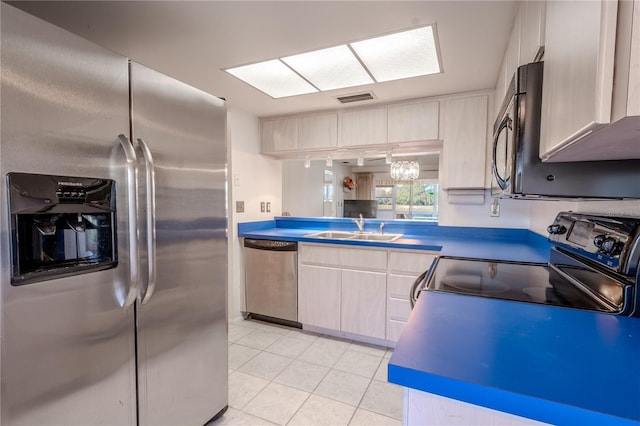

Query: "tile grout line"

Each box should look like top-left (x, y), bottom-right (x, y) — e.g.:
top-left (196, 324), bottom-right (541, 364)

top-left (229, 320), bottom-right (399, 425)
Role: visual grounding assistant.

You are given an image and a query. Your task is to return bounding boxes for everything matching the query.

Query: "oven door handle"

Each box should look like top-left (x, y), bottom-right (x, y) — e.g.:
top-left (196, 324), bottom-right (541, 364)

top-left (410, 269), bottom-right (429, 310)
top-left (548, 263), bottom-right (619, 312)
top-left (492, 114), bottom-right (512, 190)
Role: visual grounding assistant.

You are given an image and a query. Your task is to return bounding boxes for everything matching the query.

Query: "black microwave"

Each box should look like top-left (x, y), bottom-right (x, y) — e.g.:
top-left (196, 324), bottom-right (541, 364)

top-left (490, 61), bottom-right (640, 199)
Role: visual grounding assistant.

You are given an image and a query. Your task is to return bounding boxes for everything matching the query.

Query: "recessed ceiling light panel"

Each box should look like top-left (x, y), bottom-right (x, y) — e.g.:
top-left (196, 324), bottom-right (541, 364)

top-left (226, 59), bottom-right (318, 98)
top-left (350, 26), bottom-right (441, 82)
top-left (282, 45), bottom-right (373, 91)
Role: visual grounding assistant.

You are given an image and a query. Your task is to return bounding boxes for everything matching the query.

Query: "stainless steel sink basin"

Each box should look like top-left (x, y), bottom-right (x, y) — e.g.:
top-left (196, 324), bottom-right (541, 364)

top-left (304, 231), bottom-right (402, 242)
top-left (349, 233), bottom-right (402, 242)
top-left (305, 231), bottom-right (356, 239)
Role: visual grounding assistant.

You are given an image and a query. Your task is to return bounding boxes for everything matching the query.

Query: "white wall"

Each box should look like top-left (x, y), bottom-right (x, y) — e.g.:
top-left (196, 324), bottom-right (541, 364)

top-left (282, 160), bottom-right (324, 216)
top-left (227, 107), bottom-right (282, 322)
top-left (438, 190), bottom-right (532, 228)
top-left (282, 159), bottom-right (353, 217)
top-left (526, 199), bottom-right (640, 236)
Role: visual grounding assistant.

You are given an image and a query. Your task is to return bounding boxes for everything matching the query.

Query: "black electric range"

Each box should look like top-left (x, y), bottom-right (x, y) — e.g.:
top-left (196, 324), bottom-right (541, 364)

top-left (413, 212), bottom-right (640, 316)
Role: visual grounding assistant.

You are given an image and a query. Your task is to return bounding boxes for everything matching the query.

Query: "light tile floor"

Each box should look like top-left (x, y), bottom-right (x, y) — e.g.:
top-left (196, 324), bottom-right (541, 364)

top-left (213, 319), bottom-right (403, 426)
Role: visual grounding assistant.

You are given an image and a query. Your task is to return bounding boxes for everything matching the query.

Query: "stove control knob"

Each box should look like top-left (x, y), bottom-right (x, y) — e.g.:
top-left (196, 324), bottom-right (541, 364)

top-left (547, 224), bottom-right (567, 235)
top-left (593, 234), bottom-right (606, 248)
top-left (601, 237), bottom-right (620, 256)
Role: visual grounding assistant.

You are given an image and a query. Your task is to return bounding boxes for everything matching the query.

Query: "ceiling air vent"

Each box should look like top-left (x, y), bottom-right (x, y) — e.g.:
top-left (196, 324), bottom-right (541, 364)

top-left (336, 92), bottom-right (375, 104)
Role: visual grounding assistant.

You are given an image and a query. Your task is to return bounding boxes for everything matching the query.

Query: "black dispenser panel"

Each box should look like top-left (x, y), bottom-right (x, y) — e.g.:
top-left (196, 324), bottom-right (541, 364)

top-left (7, 173), bottom-right (117, 285)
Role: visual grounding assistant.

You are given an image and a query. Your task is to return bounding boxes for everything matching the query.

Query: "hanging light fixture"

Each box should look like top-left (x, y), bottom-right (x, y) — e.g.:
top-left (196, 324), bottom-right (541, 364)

top-left (325, 156), bottom-right (333, 167)
top-left (385, 152), bottom-right (393, 164)
top-left (390, 160), bottom-right (419, 180)
top-left (304, 157), bottom-right (311, 168)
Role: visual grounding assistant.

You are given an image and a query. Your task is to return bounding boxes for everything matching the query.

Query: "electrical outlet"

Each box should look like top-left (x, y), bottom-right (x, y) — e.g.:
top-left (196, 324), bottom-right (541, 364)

top-left (490, 200), bottom-right (500, 217)
top-left (266, 202), bottom-right (271, 213)
top-left (260, 201), bottom-right (265, 213)
top-left (235, 201), bottom-right (244, 213)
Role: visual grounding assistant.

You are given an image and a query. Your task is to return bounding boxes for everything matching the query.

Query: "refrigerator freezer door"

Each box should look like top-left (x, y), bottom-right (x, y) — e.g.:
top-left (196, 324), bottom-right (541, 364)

top-left (1, 4), bottom-right (137, 425)
top-left (130, 62), bottom-right (228, 425)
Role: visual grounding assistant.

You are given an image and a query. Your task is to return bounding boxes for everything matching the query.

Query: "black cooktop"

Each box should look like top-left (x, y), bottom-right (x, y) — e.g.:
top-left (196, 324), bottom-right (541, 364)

top-left (425, 256), bottom-right (628, 314)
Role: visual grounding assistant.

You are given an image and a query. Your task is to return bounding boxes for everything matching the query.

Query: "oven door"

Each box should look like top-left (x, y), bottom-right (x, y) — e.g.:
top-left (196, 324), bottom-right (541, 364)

top-left (491, 97), bottom-right (516, 197)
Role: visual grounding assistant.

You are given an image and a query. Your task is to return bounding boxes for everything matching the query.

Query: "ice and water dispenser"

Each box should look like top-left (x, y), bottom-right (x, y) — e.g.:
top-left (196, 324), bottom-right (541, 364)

top-left (7, 173), bottom-right (117, 285)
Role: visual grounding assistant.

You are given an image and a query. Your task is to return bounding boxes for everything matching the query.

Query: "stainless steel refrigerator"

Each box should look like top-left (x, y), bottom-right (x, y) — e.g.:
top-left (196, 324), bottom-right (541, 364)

top-left (0, 4), bottom-right (228, 425)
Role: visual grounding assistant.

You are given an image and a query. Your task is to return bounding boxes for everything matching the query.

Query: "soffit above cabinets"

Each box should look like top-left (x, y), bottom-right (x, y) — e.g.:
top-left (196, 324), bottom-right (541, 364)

top-left (11, 1), bottom-right (518, 117)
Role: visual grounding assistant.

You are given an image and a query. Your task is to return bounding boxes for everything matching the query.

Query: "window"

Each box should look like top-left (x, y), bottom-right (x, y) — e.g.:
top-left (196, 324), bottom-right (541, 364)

top-left (375, 179), bottom-right (438, 220)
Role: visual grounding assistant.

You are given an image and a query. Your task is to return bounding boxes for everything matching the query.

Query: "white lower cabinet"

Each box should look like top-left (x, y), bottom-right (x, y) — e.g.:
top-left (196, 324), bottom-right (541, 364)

top-left (298, 264), bottom-right (341, 330)
top-left (341, 269), bottom-right (386, 339)
top-left (298, 243), bottom-right (437, 344)
top-left (387, 250), bottom-right (437, 342)
top-left (405, 388), bottom-right (550, 425)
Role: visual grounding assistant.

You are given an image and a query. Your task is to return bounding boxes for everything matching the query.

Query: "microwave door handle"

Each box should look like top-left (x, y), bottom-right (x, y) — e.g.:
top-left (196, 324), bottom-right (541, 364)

top-left (137, 138), bottom-right (157, 305)
top-left (117, 134), bottom-right (140, 309)
top-left (492, 114), bottom-right (512, 190)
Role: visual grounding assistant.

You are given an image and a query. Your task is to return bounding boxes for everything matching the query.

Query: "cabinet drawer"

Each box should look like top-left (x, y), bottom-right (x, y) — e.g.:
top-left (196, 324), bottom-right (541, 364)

top-left (299, 244), bottom-right (341, 266)
top-left (387, 274), bottom-right (418, 299)
top-left (387, 319), bottom-right (407, 342)
top-left (389, 251), bottom-right (436, 275)
top-left (387, 297), bottom-right (411, 322)
top-left (339, 247), bottom-right (387, 271)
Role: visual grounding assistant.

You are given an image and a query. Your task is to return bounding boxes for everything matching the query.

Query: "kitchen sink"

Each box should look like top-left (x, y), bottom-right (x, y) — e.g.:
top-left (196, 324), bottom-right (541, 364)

top-left (304, 231), bottom-right (402, 242)
top-left (349, 233), bottom-right (402, 242)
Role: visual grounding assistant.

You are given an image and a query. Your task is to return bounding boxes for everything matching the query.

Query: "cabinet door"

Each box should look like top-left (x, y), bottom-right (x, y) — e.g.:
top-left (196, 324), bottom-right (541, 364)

top-left (297, 113), bottom-right (338, 150)
top-left (441, 95), bottom-right (489, 189)
top-left (262, 117), bottom-right (297, 153)
top-left (519, 0), bottom-right (546, 65)
top-left (298, 265), bottom-right (341, 330)
top-left (388, 100), bottom-right (439, 143)
top-left (539, 0), bottom-right (618, 160)
top-left (341, 107), bottom-right (387, 147)
top-left (341, 269), bottom-right (386, 339)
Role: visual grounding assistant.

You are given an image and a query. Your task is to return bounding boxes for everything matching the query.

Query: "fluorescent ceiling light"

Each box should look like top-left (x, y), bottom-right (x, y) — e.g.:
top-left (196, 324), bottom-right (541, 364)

top-left (282, 45), bottom-right (373, 91)
top-left (226, 59), bottom-right (318, 98)
top-left (350, 26), bottom-right (441, 82)
top-left (224, 25), bottom-right (441, 98)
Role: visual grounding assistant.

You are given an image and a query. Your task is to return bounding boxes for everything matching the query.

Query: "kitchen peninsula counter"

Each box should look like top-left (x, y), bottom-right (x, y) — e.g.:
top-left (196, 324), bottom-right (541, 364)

top-left (237, 217), bottom-right (550, 263)
top-left (238, 217), bottom-right (640, 425)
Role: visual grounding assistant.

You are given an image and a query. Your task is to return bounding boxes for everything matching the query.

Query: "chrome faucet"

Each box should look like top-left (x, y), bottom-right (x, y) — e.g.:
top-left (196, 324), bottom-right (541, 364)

top-left (379, 222), bottom-right (385, 235)
top-left (353, 214), bottom-right (365, 233)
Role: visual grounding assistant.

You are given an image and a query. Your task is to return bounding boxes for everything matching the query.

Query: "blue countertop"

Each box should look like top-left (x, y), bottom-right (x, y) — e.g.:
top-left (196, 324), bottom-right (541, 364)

top-left (390, 291), bottom-right (640, 425)
top-left (238, 217), bottom-right (640, 424)
top-left (238, 217), bottom-right (551, 263)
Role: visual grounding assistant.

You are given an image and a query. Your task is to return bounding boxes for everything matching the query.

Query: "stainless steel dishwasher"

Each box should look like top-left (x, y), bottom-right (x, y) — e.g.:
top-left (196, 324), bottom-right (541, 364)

top-left (243, 238), bottom-right (299, 325)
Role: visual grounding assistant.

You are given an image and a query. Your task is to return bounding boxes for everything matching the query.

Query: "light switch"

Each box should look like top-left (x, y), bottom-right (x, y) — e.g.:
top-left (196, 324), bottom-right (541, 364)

top-left (260, 201), bottom-right (265, 213)
top-left (266, 202), bottom-right (271, 213)
top-left (236, 201), bottom-right (245, 213)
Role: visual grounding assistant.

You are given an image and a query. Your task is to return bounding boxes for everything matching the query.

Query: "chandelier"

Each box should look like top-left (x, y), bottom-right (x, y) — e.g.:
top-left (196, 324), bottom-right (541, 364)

top-left (390, 160), bottom-right (420, 180)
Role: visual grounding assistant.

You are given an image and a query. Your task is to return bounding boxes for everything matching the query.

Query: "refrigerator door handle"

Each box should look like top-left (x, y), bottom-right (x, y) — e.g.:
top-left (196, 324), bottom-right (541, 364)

top-left (137, 138), bottom-right (157, 305)
top-left (117, 134), bottom-right (140, 308)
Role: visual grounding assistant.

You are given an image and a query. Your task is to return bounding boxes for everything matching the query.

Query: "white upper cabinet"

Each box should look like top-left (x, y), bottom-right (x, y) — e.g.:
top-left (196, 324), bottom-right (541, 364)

top-left (261, 112), bottom-right (338, 154)
top-left (297, 112), bottom-right (338, 150)
top-left (387, 100), bottom-right (440, 143)
top-left (495, 10), bottom-right (521, 117)
top-left (261, 117), bottom-right (297, 153)
top-left (539, 0), bottom-right (640, 162)
top-left (262, 98), bottom-right (441, 155)
top-left (440, 94), bottom-right (489, 190)
top-left (341, 107), bottom-right (387, 147)
top-left (519, 1), bottom-right (546, 65)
